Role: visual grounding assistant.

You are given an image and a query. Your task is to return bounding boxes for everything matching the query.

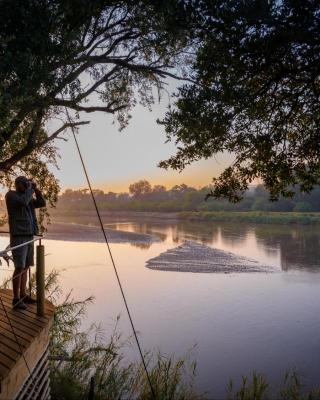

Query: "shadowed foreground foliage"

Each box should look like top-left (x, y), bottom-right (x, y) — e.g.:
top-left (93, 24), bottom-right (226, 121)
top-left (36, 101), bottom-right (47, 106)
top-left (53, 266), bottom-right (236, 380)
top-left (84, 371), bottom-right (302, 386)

top-left (160, 0), bottom-right (320, 202)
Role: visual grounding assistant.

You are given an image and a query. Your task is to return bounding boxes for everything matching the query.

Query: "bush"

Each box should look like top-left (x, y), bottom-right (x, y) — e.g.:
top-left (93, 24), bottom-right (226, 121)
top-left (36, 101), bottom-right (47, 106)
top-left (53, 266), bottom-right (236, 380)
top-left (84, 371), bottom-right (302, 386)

top-left (293, 202), bottom-right (313, 212)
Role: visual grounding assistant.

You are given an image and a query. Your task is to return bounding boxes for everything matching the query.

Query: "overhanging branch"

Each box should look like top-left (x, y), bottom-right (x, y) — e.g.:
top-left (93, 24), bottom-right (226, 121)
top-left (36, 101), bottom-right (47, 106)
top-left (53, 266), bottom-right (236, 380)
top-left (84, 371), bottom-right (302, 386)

top-left (53, 98), bottom-right (127, 113)
top-left (39, 120), bottom-right (90, 147)
top-left (0, 110), bottom-right (44, 171)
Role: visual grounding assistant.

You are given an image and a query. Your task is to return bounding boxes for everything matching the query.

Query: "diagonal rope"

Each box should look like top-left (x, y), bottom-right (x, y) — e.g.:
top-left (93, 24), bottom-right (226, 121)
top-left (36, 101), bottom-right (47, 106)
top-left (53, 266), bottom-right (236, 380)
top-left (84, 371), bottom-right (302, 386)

top-left (65, 109), bottom-right (156, 399)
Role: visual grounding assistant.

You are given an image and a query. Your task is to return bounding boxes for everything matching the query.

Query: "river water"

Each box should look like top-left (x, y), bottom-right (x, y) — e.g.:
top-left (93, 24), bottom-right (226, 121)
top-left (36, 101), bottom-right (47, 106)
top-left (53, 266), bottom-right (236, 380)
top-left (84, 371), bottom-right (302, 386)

top-left (2, 220), bottom-right (320, 397)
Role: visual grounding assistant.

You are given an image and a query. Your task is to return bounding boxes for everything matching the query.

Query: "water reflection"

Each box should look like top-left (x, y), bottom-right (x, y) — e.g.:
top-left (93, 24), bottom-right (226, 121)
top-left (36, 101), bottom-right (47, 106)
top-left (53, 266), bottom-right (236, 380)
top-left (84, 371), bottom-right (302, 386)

top-left (278, 231), bottom-right (320, 272)
top-left (129, 242), bottom-right (152, 250)
top-left (2, 219), bottom-right (320, 397)
top-left (50, 217), bottom-right (320, 272)
top-left (109, 221), bottom-right (320, 273)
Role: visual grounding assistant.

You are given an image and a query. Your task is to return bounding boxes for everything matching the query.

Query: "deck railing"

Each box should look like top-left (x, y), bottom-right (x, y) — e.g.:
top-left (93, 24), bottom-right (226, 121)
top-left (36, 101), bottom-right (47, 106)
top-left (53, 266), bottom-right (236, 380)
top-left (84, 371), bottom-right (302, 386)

top-left (0, 234), bottom-right (46, 316)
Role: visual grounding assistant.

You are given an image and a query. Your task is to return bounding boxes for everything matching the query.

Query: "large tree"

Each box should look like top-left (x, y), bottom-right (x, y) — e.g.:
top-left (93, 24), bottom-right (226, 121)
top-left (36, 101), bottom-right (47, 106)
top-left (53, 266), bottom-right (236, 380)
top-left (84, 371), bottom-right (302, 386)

top-left (160, 0), bottom-right (320, 201)
top-left (0, 0), bottom-right (194, 209)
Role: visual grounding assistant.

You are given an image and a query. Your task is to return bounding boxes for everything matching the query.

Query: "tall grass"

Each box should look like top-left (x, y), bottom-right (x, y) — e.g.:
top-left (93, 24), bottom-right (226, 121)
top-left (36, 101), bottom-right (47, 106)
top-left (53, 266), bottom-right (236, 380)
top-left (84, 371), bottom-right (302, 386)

top-left (226, 371), bottom-right (320, 400)
top-left (46, 272), bottom-right (201, 400)
top-left (227, 373), bottom-right (269, 400)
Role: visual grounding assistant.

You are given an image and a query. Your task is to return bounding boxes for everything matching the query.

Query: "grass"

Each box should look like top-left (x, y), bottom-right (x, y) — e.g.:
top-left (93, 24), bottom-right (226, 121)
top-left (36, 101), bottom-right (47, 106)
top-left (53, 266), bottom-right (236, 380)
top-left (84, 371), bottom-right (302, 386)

top-left (45, 272), bottom-right (201, 400)
top-left (179, 211), bottom-right (320, 225)
top-left (226, 371), bottom-right (320, 400)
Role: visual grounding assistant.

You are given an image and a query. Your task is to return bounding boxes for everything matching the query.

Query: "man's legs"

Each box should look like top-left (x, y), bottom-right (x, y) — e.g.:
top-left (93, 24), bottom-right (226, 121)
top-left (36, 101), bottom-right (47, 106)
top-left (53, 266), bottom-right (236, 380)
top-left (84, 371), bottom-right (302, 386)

top-left (22, 242), bottom-right (36, 304)
top-left (12, 267), bottom-right (23, 299)
top-left (12, 266), bottom-right (27, 310)
top-left (20, 267), bottom-right (29, 299)
top-left (11, 236), bottom-right (29, 310)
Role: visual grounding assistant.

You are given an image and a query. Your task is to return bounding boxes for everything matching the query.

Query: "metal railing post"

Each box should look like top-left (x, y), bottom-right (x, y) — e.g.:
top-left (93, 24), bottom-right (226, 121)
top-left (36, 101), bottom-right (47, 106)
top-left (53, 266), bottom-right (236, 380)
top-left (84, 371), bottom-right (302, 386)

top-left (36, 241), bottom-right (45, 316)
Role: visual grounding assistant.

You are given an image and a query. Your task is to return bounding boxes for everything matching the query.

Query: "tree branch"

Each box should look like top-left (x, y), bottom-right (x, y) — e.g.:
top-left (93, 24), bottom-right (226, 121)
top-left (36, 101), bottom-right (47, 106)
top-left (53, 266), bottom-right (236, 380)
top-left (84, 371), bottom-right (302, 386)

top-left (0, 107), bottom-right (31, 146)
top-left (39, 120), bottom-right (90, 147)
top-left (53, 98), bottom-right (127, 113)
top-left (75, 55), bottom-right (194, 83)
top-left (0, 110), bottom-right (44, 171)
top-left (70, 65), bottom-right (120, 103)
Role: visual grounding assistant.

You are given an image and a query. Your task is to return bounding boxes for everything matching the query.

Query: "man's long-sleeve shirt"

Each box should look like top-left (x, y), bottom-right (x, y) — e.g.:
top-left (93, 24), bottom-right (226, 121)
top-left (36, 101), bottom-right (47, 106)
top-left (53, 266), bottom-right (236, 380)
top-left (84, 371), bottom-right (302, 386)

top-left (5, 189), bottom-right (46, 236)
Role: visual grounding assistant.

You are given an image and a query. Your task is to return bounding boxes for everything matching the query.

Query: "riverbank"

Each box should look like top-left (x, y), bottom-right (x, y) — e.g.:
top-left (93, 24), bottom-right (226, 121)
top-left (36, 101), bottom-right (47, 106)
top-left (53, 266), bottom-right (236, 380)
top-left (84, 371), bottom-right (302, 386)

top-left (180, 211), bottom-right (320, 225)
top-left (45, 222), bottom-right (159, 244)
top-left (51, 210), bottom-right (320, 225)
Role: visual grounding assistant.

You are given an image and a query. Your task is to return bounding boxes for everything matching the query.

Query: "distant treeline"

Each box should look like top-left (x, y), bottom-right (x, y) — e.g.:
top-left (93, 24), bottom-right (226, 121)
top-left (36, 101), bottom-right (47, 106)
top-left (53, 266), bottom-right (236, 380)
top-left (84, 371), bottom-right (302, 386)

top-left (55, 180), bottom-right (320, 213)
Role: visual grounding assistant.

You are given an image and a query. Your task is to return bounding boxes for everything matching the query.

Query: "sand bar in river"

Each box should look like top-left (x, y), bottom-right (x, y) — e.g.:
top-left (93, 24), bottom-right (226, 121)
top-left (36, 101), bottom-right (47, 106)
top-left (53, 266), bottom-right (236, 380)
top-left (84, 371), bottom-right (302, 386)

top-left (146, 241), bottom-right (275, 273)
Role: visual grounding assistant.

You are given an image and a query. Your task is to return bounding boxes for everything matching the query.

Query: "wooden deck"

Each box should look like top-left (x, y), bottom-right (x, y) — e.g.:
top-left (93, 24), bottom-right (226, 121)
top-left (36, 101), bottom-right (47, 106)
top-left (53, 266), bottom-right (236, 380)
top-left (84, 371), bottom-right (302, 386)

top-left (0, 289), bottom-right (55, 400)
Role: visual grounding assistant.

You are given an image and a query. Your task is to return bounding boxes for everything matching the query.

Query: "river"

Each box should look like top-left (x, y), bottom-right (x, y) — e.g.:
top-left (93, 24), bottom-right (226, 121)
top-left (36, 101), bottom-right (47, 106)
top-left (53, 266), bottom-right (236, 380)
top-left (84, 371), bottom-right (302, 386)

top-left (2, 220), bottom-right (320, 397)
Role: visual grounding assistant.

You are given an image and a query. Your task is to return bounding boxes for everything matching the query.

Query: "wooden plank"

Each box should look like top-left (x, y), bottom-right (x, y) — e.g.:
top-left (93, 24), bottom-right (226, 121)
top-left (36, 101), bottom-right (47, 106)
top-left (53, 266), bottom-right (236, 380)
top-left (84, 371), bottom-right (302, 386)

top-left (0, 351), bottom-right (15, 370)
top-left (0, 291), bottom-right (51, 322)
top-left (2, 335), bottom-right (51, 399)
top-left (0, 313), bottom-right (38, 339)
top-left (0, 320), bottom-right (33, 346)
top-left (0, 333), bottom-right (23, 354)
top-left (0, 327), bottom-right (28, 349)
top-left (0, 340), bottom-right (20, 362)
top-left (0, 289), bottom-right (55, 319)
top-left (0, 361), bottom-right (10, 377)
top-left (0, 309), bottom-right (42, 334)
top-left (0, 289), bottom-right (55, 399)
top-left (0, 297), bottom-right (45, 329)
top-left (0, 307), bottom-right (42, 333)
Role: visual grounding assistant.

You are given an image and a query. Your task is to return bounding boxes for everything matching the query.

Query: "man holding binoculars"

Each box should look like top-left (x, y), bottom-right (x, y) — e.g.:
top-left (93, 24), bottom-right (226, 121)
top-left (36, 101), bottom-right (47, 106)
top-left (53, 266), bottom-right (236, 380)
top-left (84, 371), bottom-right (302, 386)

top-left (5, 176), bottom-right (46, 310)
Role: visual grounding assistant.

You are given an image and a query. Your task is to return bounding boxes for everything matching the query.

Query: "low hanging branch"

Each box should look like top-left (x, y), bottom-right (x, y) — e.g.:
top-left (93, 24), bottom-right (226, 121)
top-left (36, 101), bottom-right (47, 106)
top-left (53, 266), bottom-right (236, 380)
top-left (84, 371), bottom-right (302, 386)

top-left (39, 121), bottom-right (91, 147)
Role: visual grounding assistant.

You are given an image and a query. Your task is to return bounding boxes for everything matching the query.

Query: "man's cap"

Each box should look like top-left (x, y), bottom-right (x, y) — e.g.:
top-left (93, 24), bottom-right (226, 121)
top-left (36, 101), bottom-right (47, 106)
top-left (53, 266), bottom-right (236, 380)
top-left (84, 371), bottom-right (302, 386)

top-left (15, 176), bottom-right (28, 185)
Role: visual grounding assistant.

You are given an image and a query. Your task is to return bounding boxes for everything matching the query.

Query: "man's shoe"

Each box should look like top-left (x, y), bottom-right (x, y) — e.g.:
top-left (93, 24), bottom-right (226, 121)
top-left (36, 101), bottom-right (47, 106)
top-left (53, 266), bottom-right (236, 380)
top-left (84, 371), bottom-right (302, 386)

top-left (12, 298), bottom-right (27, 310)
top-left (23, 295), bottom-right (37, 304)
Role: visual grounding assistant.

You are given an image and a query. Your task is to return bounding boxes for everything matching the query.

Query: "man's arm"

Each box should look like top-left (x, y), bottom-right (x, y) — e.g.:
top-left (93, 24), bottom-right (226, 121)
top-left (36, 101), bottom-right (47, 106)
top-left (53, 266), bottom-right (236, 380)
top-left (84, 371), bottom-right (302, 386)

top-left (5, 188), bottom-right (34, 208)
top-left (33, 189), bottom-right (46, 208)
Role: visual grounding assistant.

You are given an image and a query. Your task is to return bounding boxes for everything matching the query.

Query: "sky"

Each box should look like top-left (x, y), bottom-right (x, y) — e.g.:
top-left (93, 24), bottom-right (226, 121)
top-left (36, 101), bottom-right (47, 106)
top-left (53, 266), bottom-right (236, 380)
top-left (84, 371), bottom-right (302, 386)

top-left (52, 89), bottom-right (233, 193)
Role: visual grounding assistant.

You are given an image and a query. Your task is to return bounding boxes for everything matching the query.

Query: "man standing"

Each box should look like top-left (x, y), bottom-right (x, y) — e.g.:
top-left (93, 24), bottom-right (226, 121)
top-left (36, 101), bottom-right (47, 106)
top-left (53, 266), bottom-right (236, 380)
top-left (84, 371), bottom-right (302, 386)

top-left (5, 176), bottom-right (46, 310)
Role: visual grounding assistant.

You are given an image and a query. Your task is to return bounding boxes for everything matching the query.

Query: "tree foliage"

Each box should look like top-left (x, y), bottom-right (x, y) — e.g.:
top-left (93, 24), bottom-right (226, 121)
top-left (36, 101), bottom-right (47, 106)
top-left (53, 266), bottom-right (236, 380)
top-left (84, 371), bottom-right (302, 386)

top-left (3, 0), bottom-right (319, 206)
top-left (160, 0), bottom-right (320, 201)
top-left (129, 179), bottom-right (152, 197)
top-left (0, 0), bottom-right (194, 208)
top-left (54, 181), bottom-right (320, 214)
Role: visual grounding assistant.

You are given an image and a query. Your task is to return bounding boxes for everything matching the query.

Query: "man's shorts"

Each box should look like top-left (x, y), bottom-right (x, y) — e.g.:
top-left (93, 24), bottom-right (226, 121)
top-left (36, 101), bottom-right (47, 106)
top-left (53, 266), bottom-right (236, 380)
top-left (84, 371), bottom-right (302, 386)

top-left (10, 236), bottom-right (34, 270)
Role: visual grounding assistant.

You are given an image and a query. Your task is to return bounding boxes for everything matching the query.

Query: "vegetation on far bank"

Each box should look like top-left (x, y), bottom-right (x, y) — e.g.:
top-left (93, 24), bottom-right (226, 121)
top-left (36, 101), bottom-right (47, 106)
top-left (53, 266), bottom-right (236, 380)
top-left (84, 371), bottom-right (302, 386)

top-left (179, 211), bottom-right (320, 225)
top-left (49, 181), bottom-right (320, 225)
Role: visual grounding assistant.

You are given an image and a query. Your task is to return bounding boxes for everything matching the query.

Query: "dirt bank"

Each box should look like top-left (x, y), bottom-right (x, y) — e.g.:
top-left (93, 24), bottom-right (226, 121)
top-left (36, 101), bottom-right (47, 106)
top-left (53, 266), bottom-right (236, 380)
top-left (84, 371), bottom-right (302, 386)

top-left (45, 222), bottom-right (159, 244)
